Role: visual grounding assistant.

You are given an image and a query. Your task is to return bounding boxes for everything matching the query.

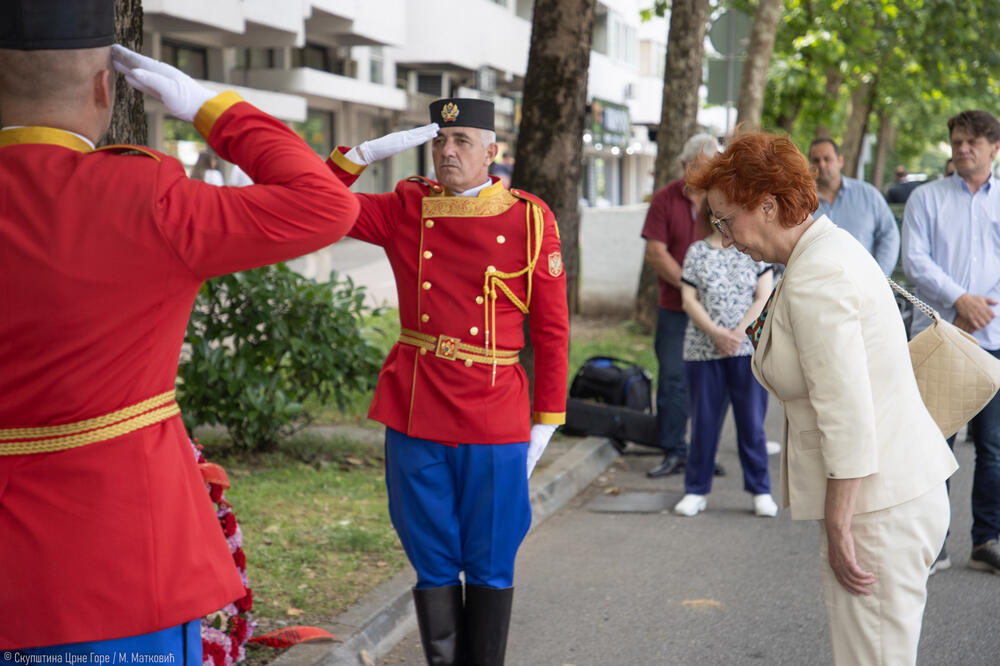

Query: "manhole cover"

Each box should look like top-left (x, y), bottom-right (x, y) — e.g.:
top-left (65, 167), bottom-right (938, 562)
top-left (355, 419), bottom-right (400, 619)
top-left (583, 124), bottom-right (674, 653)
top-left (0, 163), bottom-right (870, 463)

top-left (587, 491), bottom-right (677, 513)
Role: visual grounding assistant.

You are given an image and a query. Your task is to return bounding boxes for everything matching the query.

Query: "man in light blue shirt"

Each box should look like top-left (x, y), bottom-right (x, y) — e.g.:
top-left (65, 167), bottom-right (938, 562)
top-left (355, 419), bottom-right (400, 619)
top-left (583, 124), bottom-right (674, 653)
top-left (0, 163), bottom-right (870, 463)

top-left (903, 109), bottom-right (1000, 576)
top-left (810, 138), bottom-right (900, 274)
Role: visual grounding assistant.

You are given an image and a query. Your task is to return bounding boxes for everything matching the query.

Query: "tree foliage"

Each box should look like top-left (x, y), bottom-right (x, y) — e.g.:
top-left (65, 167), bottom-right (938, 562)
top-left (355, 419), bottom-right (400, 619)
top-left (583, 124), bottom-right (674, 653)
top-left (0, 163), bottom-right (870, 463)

top-left (178, 265), bottom-right (384, 449)
top-left (759, 0), bottom-right (1000, 176)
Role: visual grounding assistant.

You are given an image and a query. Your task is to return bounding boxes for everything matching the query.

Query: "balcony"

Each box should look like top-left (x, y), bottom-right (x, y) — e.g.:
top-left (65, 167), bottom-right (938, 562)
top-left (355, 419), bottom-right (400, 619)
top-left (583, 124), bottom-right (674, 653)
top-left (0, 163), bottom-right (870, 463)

top-left (245, 67), bottom-right (407, 111)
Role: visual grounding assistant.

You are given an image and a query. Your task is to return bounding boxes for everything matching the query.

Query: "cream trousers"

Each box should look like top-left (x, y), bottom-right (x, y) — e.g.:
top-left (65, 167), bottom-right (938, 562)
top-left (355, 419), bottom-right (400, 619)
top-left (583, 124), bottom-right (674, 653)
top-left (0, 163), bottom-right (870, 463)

top-left (818, 483), bottom-right (950, 665)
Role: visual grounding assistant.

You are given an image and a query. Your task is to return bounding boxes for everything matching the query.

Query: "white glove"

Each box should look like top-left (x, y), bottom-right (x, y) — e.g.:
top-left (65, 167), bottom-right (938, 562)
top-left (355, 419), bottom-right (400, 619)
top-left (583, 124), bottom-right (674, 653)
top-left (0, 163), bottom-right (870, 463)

top-left (349, 124), bottom-right (440, 165)
top-left (527, 424), bottom-right (558, 479)
top-left (111, 44), bottom-right (215, 123)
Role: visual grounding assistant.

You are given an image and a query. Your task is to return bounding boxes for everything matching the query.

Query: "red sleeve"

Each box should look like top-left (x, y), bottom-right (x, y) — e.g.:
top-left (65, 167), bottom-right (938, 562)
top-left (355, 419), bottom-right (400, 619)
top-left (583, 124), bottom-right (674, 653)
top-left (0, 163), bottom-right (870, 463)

top-left (325, 146), bottom-right (405, 248)
top-left (641, 185), bottom-right (669, 244)
top-left (528, 204), bottom-right (569, 425)
top-left (153, 93), bottom-right (360, 279)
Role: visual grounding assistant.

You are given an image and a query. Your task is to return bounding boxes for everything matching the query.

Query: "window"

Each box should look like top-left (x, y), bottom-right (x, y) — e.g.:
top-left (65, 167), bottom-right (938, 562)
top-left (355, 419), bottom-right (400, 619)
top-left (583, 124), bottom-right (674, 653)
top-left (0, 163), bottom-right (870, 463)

top-left (160, 40), bottom-right (207, 79)
top-left (291, 110), bottom-right (336, 157)
top-left (369, 47), bottom-right (384, 85)
top-left (235, 48), bottom-right (275, 69)
top-left (293, 44), bottom-right (329, 72)
top-left (592, 7), bottom-right (608, 55)
top-left (417, 74), bottom-right (443, 97)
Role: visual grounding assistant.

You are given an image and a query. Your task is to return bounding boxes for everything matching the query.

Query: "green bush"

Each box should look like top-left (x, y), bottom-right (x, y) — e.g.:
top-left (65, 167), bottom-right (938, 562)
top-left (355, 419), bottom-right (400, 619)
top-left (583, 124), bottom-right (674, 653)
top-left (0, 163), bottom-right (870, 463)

top-left (178, 264), bottom-right (384, 449)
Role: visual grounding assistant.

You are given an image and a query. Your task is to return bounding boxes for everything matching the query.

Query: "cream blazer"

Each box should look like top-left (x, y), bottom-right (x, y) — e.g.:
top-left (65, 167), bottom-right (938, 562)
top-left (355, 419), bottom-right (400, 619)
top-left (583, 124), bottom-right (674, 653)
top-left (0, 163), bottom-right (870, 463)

top-left (751, 216), bottom-right (957, 520)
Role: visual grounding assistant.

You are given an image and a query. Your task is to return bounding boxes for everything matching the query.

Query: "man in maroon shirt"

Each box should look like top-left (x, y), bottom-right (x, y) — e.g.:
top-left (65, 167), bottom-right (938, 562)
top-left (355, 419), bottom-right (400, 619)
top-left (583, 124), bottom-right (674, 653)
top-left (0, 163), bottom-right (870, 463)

top-left (641, 133), bottom-right (720, 477)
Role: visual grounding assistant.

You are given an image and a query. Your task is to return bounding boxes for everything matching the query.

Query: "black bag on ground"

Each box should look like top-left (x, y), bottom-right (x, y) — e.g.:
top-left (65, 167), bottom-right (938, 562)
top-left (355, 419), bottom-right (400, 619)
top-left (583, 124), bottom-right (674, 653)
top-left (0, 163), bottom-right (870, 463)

top-left (564, 357), bottom-right (658, 449)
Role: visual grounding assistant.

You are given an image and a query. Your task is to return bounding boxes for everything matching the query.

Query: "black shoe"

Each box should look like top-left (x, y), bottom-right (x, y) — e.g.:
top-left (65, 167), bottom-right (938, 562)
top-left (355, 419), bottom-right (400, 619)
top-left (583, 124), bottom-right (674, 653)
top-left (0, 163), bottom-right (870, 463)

top-left (713, 461), bottom-right (726, 477)
top-left (969, 539), bottom-right (1000, 574)
top-left (647, 454), bottom-right (684, 477)
top-left (413, 585), bottom-right (464, 665)
top-left (465, 584), bottom-right (514, 666)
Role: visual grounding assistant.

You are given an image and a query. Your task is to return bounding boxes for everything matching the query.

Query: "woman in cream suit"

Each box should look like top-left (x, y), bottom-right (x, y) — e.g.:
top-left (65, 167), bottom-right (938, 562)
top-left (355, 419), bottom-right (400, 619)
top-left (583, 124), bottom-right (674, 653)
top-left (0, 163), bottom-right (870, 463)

top-left (686, 132), bottom-right (957, 665)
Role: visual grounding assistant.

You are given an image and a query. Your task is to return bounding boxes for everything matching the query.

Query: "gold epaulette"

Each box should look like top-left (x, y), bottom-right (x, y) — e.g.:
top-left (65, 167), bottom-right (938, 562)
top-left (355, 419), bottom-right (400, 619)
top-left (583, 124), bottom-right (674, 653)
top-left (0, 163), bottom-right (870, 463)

top-left (93, 144), bottom-right (162, 161)
top-left (407, 175), bottom-right (445, 194)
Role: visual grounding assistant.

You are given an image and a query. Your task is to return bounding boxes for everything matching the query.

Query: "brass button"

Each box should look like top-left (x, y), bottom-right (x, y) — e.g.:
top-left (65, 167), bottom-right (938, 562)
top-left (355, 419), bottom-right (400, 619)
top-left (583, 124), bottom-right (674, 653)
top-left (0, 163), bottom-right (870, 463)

top-left (421, 314), bottom-right (430, 323)
top-left (487, 265), bottom-right (496, 273)
top-left (425, 219), bottom-right (434, 228)
top-left (496, 235), bottom-right (506, 244)
top-left (464, 359), bottom-right (474, 367)
top-left (476, 296), bottom-right (484, 305)
top-left (420, 348), bottom-right (427, 355)
top-left (470, 326), bottom-right (479, 336)
top-left (433, 185), bottom-right (442, 192)
top-left (422, 281), bottom-right (432, 290)
top-left (423, 250), bottom-right (433, 259)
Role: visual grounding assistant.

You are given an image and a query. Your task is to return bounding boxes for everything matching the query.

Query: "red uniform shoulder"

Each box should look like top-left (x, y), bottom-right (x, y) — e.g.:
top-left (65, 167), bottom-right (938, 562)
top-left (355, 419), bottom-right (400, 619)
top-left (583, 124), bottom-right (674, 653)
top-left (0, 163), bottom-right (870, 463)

top-left (508, 187), bottom-right (552, 212)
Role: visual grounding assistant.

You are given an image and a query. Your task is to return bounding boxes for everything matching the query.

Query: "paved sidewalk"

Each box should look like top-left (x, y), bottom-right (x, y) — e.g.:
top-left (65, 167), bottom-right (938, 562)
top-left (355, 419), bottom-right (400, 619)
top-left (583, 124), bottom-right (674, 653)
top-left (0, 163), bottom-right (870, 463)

top-left (268, 433), bottom-right (620, 666)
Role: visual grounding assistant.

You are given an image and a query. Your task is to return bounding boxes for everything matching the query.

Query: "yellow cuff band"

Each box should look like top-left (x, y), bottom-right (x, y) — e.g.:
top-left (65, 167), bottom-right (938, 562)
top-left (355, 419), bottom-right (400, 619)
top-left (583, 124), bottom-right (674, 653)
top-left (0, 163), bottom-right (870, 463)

top-left (194, 91), bottom-right (244, 139)
top-left (533, 411), bottom-right (565, 426)
top-left (330, 148), bottom-right (367, 176)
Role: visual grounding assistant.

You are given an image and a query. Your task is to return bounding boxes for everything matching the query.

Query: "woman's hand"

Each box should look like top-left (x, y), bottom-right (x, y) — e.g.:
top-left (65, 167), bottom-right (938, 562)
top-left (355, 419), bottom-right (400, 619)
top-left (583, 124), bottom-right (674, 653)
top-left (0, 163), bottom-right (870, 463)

top-left (710, 326), bottom-right (744, 357)
top-left (826, 523), bottom-right (877, 595)
top-left (825, 478), bottom-right (876, 595)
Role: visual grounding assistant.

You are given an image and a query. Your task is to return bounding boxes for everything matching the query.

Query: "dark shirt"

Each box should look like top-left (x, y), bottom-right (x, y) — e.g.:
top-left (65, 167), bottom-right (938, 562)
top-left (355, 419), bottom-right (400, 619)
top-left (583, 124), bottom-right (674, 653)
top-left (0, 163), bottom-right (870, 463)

top-left (641, 178), bottom-right (702, 311)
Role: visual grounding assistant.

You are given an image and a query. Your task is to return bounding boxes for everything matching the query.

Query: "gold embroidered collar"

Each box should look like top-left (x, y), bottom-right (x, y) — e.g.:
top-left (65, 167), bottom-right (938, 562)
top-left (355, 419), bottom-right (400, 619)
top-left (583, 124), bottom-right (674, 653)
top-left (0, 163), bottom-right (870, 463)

top-left (0, 126), bottom-right (94, 152)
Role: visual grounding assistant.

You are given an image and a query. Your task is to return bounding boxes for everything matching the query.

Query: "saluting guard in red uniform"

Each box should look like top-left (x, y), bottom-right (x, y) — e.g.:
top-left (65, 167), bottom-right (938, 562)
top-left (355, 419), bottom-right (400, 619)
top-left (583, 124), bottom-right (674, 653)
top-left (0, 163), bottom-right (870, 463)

top-left (327, 99), bottom-right (569, 665)
top-left (0, 0), bottom-right (358, 657)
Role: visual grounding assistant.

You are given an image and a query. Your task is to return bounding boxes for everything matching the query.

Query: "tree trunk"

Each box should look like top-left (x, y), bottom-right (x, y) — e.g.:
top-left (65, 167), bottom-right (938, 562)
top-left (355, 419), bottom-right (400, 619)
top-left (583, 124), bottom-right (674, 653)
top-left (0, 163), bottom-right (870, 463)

top-left (103, 0), bottom-right (146, 146)
top-left (814, 67), bottom-right (842, 139)
top-left (841, 76), bottom-right (876, 179)
top-left (871, 108), bottom-right (894, 191)
top-left (512, 0), bottom-right (595, 317)
top-left (735, 0), bottom-right (782, 130)
top-left (512, 0), bottom-right (595, 385)
top-left (632, 0), bottom-right (710, 331)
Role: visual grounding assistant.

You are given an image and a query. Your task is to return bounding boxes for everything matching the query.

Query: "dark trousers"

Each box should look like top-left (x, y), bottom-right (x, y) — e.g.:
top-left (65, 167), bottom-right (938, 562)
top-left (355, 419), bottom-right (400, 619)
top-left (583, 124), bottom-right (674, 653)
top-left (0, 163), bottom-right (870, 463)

top-left (683, 356), bottom-right (770, 495)
top-left (945, 348), bottom-right (1000, 547)
top-left (654, 307), bottom-right (689, 457)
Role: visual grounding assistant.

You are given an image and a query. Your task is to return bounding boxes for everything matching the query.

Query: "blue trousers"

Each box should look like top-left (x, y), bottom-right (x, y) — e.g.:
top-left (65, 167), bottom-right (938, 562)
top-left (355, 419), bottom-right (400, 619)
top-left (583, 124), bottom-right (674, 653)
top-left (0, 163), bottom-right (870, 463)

top-left (11, 621), bottom-right (200, 663)
top-left (655, 307), bottom-right (689, 457)
top-left (683, 356), bottom-right (770, 495)
top-left (384, 428), bottom-right (531, 589)
top-left (945, 348), bottom-right (1000, 547)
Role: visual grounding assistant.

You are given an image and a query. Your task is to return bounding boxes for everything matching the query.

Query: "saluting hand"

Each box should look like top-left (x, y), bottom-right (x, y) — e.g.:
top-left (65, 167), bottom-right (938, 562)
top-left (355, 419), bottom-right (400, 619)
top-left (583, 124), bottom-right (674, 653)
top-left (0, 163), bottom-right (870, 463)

top-left (355, 124), bottom-right (440, 165)
top-left (111, 44), bottom-right (215, 123)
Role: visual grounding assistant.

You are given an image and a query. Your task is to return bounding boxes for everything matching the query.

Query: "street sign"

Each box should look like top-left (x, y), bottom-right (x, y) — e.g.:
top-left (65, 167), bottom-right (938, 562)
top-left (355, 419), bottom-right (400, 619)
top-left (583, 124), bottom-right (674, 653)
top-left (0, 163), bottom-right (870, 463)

top-left (709, 10), bottom-right (752, 57)
top-left (707, 58), bottom-right (745, 106)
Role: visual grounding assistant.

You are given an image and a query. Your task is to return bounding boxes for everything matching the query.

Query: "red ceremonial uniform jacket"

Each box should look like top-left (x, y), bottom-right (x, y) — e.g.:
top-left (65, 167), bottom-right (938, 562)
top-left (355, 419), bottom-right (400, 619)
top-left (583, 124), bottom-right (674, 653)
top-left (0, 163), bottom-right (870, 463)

top-left (0, 93), bottom-right (359, 649)
top-left (327, 149), bottom-right (569, 444)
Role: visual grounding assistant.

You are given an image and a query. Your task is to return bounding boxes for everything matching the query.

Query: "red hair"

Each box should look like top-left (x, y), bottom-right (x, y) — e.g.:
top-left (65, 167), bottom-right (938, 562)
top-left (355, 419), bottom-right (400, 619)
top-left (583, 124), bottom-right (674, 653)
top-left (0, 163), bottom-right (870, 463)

top-left (685, 132), bottom-right (818, 228)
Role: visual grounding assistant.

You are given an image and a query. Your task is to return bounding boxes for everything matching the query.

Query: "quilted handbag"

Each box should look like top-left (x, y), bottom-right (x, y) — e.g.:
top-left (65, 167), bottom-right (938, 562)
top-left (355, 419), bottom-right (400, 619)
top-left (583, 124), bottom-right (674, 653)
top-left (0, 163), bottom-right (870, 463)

top-left (889, 278), bottom-right (1000, 438)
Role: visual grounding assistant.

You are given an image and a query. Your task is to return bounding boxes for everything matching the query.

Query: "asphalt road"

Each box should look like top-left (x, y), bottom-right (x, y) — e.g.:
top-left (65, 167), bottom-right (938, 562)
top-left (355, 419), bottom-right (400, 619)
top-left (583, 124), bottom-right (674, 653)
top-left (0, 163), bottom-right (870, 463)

top-left (380, 400), bottom-right (999, 666)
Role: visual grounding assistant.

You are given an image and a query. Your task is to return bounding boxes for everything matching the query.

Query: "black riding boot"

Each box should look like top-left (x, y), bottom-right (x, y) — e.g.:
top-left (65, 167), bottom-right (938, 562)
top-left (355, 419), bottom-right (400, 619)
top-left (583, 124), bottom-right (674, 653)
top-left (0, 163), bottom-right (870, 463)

top-left (464, 585), bottom-right (514, 666)
top-left (412, 585), bottom-right (464, 666)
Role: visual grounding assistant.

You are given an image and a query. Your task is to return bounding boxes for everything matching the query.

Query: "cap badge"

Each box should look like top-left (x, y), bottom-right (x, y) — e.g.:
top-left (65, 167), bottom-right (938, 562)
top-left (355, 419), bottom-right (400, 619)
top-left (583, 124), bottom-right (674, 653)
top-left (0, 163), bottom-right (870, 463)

top-left (441, 102), bottom-right (460, 123)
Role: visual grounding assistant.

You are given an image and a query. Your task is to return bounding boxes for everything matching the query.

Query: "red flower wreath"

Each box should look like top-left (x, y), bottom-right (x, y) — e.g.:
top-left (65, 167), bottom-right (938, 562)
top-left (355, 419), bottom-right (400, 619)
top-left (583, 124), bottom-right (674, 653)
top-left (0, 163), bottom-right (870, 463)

top-left (191, 440), bottom-right (256, 666)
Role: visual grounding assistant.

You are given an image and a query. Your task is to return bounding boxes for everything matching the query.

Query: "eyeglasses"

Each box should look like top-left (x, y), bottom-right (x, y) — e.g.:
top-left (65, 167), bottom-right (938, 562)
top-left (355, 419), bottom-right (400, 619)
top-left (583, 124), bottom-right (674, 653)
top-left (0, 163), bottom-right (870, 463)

top-left (709, 211), bottom-right (734, 237)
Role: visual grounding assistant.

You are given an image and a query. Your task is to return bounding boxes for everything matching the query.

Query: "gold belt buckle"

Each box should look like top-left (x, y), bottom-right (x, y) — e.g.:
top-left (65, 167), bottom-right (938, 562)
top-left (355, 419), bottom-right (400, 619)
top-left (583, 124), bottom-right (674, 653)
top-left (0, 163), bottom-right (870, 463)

top-left (434, 334), bottom-right (461, 360)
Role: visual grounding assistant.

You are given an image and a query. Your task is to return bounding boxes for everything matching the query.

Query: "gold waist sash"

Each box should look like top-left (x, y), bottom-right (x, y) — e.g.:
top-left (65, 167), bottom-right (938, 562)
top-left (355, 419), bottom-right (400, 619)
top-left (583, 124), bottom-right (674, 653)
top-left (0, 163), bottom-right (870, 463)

top-left (0, 390), bottom-right (181, 455)
top-left (398, 329), bottom-right (520, 367)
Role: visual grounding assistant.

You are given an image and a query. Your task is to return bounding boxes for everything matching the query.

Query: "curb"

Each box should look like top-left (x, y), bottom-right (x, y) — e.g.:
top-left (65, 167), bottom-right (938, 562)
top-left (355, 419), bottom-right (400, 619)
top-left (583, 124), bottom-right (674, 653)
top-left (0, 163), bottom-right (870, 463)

top-left (268, 436), bottom-right (618, 666)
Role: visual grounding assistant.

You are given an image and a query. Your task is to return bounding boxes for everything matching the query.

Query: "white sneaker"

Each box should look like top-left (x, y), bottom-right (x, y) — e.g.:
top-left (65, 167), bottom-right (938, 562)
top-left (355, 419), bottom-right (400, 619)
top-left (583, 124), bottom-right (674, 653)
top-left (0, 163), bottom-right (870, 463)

top-left (674, 494), bottom-right (707, 517)
top-left (766, 440), bottom-right (781, 456)
top-left (753, 493), bottom-right (778, 517)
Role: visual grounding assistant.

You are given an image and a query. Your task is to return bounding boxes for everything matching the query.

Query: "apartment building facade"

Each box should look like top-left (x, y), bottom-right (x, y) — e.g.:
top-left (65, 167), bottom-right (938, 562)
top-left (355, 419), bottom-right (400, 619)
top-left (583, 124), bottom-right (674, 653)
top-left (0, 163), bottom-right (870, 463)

top-left (140, 0), bottom-right (673, 205)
